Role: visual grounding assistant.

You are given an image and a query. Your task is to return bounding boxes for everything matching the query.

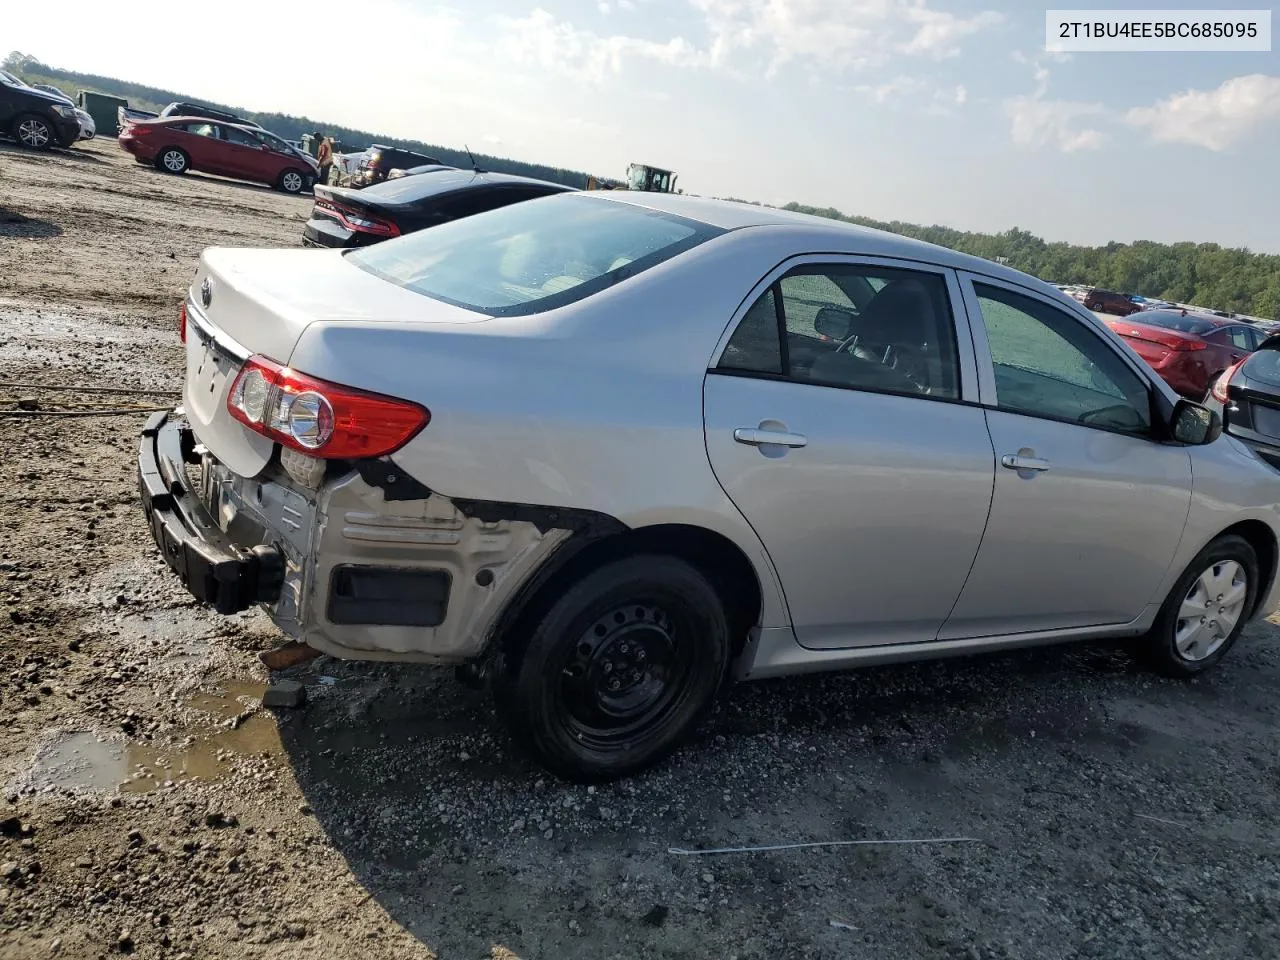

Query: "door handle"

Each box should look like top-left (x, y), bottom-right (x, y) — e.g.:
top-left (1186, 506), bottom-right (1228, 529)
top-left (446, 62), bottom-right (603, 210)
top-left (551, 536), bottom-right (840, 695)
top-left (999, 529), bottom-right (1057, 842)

top-left (1001, 454), bottom-right (1050, 472)
top-left (734, 428), bottom-right (807, 448)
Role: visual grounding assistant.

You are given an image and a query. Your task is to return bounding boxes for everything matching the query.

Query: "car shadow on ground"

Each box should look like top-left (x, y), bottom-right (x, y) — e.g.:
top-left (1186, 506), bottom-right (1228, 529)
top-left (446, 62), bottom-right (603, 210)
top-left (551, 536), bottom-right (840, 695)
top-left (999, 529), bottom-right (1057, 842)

top-left (270, 630), bottom-right (1277, 959)
top-left (0, 206), bottom-right (62, 239)
top-left (0, 142), bottom-right (106, 164)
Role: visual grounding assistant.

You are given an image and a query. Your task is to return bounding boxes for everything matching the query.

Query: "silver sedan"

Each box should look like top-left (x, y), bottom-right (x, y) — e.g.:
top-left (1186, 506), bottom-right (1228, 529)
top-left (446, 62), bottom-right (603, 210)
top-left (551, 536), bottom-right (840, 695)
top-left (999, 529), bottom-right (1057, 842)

top-left (138, 191), bottom-right (1280, 781)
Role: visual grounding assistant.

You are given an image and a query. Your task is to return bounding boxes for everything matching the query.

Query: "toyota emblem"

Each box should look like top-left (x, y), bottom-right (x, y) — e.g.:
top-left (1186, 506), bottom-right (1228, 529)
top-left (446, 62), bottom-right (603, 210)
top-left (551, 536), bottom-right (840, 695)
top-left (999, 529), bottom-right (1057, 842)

top-left (200, 277), bottom-right (213, 308)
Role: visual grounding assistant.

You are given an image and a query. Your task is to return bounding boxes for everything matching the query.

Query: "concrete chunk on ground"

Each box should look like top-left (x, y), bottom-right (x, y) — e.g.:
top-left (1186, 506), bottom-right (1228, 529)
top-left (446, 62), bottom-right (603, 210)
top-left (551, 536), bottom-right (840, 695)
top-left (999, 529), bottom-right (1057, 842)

top-left (261, 680), bottom-right (306, 709)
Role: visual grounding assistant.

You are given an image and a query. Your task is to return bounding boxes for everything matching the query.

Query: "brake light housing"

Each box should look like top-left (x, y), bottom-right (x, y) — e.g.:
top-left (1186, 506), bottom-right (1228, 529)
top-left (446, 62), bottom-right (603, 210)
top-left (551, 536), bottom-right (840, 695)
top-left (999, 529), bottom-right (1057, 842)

top-left (178, 300), bottom-right (187, 343)
top-left (312, 197), bottom-right (400, 238)
top-left (1172, 339), bottom-right (1208, 351)
top-left (227, 356), bottom-right (429, 459)
top-left (1211, 359), bottom-right (1245, 403)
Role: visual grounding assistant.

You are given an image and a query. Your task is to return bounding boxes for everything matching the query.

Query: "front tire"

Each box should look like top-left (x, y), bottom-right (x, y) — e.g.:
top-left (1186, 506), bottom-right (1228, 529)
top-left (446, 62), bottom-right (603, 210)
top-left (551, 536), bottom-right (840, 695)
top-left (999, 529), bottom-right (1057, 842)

top-left (12, 114), bottom-right (54, 150)
top-left (1140, 534), bottom-right (1258, 677)
top-left (278, 169), bottom-right (307, 194)
top-left (495, 555), bottom-right (729, 782)
top-left (155, 147), bottom-right (189, 174)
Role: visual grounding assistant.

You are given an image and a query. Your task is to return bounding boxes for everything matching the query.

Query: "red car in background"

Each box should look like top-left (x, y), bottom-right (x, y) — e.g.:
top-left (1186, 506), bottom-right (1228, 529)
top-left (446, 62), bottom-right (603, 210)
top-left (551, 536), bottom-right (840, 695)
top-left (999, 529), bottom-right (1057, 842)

top-left (118, 117), bottom-right (319, 194)
top-left (1104, 309), bottom-right (1268, 400)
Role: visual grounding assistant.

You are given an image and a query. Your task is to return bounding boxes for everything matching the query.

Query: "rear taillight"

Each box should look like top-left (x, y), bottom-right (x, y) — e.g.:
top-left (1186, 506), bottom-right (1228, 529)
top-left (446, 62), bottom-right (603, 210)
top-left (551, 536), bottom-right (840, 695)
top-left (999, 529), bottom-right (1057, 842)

top-left (312, 198), bottom-right (400, 238)
top-left (227, 356), bottom-right (429, 459)
top-left (1172, 339), bottom-right (1209, 351)
top-left (1212, 359), bottom-right (1245, 403)
top-left (129, 124), bottom-right (153, 136)
top-left (178, 301), bottom-right (187, 343)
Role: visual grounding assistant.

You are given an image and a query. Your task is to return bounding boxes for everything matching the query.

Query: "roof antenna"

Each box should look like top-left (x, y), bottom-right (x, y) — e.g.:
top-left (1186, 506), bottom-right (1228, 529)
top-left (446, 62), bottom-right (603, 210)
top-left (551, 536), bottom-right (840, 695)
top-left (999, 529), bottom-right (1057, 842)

top-left (465, 144), bottom-right (484, 174)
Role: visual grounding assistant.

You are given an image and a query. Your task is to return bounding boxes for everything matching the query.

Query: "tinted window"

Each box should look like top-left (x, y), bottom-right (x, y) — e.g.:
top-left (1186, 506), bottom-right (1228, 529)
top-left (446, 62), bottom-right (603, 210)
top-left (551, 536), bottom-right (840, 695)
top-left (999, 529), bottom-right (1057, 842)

top-left (718, 264), bottom-right (959, 400)
top-left (185, 123), bottom-right (219, 139)
top-left (347, 193), bottom-right (722, 317)
top-left (1229, 326), bottom-right (1256, 350)
top-left (975, 283), bottom-right (1151, 434)
top-left (223, 126), bottom-right (259, 146)
top-left (1136, 312), bottom-right (1216, 336)
top-left (719, 287), bottom-right (782, 374)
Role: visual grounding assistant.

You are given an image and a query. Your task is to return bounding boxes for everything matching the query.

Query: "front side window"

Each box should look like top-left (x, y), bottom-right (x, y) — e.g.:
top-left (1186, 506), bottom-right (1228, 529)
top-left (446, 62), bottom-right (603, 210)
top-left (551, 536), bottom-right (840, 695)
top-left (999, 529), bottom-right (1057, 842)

top-left (224, 126), bottom-right (259, 146)
top-left (1229, 326), bottom-right (1256, 350)
top-left (717, 264), bottom-right (960, 399)
top-left (974, 282), bottom-right (1151, 434)
top-left (347, 193), bottom-right (723, 316)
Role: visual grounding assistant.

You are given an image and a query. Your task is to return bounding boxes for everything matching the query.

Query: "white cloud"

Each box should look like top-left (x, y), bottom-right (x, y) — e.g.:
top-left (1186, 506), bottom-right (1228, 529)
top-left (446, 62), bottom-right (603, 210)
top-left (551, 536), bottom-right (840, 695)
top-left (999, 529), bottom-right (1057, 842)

top-left (1004, 50), bottom-right (1104, 152)
top-left (492, 8), bottom-right (703, 84)
top-left (689, 0), bottom-right (1000, 73)
top-left (899, 6), bottom-right (1003, 59)
top-left (1125, 74), bottom-right (1280, 151)
top-left (854, 76), bottom-right (928, 104)
top-left (1005, 96), bottom-right (1106, 151)
top-left (954, 84), bottom-right (967, 105)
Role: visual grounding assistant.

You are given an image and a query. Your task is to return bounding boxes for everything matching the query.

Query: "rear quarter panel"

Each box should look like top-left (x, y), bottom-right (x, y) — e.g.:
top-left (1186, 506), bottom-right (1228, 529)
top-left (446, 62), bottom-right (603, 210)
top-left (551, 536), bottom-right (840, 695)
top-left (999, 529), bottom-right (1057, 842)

top-left (284, 227), bottom-right (819, 629)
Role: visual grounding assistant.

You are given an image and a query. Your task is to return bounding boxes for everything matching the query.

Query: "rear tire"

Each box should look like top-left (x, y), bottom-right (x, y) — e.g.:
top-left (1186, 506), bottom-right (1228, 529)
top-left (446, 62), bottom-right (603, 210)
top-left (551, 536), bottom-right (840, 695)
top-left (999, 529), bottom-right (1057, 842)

top-left (155, 147), bottom-right (189, 174)
top-left (277, 169), bottom-right (307, 194)
top-left (493, 555), bottom-right (729, 782)
top-left (12, 114), bottom-right (54, 150)
top-left (1139, 534), bottom-right (1258, 677)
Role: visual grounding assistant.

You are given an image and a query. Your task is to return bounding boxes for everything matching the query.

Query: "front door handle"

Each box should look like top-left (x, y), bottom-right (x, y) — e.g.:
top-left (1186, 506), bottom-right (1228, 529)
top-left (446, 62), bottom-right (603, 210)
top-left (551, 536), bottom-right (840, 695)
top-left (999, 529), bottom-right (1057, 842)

top-left (1001, 454), bottom-right (1050, 472)
top-left (734, 428), bottom-right (807, 448)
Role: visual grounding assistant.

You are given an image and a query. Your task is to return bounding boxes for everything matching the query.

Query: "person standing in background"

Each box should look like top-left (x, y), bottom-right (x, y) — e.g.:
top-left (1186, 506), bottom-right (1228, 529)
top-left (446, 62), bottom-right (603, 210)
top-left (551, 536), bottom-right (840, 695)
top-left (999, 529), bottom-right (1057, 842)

top-left (315, 134), bottom-right (333, 189)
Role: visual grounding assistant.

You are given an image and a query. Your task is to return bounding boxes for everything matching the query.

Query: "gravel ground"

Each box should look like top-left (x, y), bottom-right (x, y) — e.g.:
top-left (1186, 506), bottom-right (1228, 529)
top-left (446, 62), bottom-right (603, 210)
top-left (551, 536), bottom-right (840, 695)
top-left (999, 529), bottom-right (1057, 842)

top-left (3, 137), bottom-right (1280, 960)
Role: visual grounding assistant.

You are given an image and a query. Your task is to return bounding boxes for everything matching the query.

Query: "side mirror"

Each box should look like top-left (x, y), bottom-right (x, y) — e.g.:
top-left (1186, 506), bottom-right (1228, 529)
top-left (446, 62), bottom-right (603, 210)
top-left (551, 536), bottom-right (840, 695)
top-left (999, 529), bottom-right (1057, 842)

top-left (1171, 398), bottom-right (1222, 445)
top-left (814, 306), bottom-right (856, 341)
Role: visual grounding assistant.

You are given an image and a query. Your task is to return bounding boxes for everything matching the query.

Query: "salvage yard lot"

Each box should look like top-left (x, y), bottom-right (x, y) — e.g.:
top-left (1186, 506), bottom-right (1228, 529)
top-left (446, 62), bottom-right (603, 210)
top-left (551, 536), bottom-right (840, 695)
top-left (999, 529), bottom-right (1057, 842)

top-left (3, 138), bottom-right (1280, 960)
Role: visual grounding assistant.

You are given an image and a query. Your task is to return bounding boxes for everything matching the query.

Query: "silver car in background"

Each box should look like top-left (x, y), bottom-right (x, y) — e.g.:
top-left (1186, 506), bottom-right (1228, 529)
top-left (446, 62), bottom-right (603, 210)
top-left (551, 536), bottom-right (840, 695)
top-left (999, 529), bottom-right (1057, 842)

top-left (138, 192), bottom-right (1280, 781)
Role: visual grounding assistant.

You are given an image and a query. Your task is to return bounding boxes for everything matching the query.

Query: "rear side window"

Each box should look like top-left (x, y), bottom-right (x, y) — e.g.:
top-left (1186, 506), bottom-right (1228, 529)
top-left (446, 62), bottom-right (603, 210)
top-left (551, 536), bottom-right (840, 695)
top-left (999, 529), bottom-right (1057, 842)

top-left (347, 193), bottom-right (724, 317)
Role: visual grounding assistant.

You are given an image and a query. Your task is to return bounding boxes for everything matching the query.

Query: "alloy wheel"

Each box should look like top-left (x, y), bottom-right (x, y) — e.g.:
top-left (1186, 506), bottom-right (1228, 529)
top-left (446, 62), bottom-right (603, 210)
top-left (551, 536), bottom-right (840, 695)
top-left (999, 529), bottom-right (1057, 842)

top-left (1174, 560), bottom-right (1248, 661)
top-left (17, 119), bottom-right (50, 148)
top-left (282, 171), bottom-right (303, 193)
top-left (163, 151), bottom-right (186, 172)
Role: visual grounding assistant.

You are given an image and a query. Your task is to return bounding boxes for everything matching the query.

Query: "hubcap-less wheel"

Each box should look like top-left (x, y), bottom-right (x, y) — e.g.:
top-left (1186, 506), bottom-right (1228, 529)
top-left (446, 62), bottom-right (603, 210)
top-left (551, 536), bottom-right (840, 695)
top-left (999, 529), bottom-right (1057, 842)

top-left (17, 119), bottom-right (50, 148)
top-left (282, 171), bottom-right (303, 193)
top-left (162, 150), bottom-right (186, 172)
top-left (559, 603), bottom-right (695, 748)
top-left (1174, 560), bottom-right (1248, 661)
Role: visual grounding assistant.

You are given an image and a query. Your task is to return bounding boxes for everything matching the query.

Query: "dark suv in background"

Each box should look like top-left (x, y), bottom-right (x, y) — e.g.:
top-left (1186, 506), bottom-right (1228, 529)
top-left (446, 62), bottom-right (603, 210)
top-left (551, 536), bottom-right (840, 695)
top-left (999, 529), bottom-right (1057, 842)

top-left (1084, 288), bottom-right (1142, 316)
top-left (0, 69), bottom-right (83, 150)
top-left (357, 144), bottom-right (443, 186)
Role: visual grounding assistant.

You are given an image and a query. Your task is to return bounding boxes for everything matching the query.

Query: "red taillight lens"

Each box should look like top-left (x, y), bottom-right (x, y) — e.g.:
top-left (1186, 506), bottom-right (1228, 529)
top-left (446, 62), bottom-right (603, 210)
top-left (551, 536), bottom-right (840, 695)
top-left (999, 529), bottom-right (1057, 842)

top-left (178, 301), bottom-right (187, 343)
top-left (312, 198), bottom-right (400, 238)
top-left (1172, 339), bottom-right (1209, 351)
top-left (1211, 359), bottom-right (1245, 403)
top-left (227, 356), bottom-right (429, 459)
top-left (130, 124), bottom-right (153, 136)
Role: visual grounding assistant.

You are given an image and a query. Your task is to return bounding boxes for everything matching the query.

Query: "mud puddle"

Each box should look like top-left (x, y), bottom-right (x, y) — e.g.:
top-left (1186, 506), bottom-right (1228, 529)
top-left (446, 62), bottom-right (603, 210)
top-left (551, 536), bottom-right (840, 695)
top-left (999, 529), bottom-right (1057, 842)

top-left (14, 681), bottom-right (282, 797)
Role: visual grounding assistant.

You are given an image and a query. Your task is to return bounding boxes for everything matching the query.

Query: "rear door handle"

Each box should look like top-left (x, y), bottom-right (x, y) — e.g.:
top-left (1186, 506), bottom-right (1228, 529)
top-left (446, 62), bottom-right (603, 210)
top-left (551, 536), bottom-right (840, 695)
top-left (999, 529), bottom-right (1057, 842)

top-left (1001, 454), bottom-right (1050, 472)
top-left (734, 428), bottom-right (807, 448)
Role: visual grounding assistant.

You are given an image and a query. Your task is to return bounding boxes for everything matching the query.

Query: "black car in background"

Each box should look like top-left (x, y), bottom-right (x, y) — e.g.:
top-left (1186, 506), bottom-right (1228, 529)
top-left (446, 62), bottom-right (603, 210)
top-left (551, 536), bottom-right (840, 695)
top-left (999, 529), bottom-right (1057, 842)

top-left (303, 169), bottom-right (576, 248)
top-left (357, 144), bottom-right (444, 186)
top-left (158, 101), bottom-right (261, 128)
top-left (0, 69), bottom-right (83, 150)
top-left (387, 163), bottom-right (459, 180)
top-left (1206, 335), bottom-right (1280, 469)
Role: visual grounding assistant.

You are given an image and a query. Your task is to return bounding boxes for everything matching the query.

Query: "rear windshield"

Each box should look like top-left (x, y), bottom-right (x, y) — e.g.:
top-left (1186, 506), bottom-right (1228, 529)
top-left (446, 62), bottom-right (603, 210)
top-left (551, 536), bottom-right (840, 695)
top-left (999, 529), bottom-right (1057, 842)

top-left (1134, 312), bottom-right (1216, 336)
top-left (346, 193), bottom-right (724, 317)
top-left (1243, 348), bottom-right (1280, 388)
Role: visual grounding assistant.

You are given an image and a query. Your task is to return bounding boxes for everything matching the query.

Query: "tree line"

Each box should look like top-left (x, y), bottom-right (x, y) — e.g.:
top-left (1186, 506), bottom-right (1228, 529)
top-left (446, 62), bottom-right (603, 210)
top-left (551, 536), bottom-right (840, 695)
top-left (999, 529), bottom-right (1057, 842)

top-left (8, 51), bottom-right (1277, 318)
top-left (782, 204), bottom-right (1280, 321)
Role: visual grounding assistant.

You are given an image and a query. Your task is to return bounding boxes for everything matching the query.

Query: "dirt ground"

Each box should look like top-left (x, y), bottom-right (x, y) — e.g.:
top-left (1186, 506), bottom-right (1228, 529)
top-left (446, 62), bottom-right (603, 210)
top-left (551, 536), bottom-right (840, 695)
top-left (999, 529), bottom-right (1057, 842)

top-left (3, 137), bottom-right (1280, 960)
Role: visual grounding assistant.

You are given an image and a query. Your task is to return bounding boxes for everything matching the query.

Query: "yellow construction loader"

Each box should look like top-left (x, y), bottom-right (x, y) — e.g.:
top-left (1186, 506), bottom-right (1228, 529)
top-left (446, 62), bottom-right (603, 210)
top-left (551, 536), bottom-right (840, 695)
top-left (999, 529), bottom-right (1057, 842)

top-left (586, 163), bottom-right (678, 193)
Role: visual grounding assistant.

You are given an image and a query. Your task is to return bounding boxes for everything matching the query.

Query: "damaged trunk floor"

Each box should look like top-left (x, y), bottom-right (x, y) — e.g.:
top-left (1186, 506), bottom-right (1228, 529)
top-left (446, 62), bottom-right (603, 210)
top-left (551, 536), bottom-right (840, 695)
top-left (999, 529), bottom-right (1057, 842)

top-left (4, 139), bottom-right (1280, 960)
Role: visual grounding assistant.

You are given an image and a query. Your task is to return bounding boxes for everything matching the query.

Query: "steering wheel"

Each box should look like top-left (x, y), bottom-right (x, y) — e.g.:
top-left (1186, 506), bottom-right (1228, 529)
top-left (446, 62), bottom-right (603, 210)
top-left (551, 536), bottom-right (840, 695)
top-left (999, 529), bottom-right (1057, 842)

top-left (833, 337), bottom-right (931, 394)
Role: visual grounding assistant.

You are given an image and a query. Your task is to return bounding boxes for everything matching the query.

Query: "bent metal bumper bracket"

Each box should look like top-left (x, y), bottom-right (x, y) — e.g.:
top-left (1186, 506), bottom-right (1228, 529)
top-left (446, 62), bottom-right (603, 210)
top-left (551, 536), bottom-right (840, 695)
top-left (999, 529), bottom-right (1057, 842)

top-left (138, 410), bottom-right (284, 615)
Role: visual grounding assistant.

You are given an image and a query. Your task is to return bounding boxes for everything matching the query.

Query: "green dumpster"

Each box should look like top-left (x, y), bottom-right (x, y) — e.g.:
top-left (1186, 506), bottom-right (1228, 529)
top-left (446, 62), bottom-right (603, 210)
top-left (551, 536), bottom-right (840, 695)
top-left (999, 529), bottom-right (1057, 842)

top-left (79, 91), bottom-right (130, 136)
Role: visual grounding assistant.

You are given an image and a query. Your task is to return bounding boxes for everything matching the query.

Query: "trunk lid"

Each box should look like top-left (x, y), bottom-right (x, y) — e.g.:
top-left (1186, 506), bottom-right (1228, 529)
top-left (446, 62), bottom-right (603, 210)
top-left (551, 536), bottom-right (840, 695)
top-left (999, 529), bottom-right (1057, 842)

top-left (1105, 318), bottom-right (1202, 363)
top-left (185, 247), bottom-right (487, 477)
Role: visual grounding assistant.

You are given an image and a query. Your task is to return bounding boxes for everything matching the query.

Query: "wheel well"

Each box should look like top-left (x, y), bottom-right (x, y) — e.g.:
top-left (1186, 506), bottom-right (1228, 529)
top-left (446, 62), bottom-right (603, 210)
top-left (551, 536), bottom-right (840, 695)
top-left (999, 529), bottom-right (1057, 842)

top-left (1219, 519), bottom-right (1277, 617)
top-left (490, 524), bottom-right (764, 670)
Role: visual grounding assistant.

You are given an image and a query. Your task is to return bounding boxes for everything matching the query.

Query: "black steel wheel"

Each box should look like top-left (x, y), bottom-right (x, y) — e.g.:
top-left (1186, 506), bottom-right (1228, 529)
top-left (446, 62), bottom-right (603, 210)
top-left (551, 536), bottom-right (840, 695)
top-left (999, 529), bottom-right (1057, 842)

top-left (496, 555), bottom-right (729, 782)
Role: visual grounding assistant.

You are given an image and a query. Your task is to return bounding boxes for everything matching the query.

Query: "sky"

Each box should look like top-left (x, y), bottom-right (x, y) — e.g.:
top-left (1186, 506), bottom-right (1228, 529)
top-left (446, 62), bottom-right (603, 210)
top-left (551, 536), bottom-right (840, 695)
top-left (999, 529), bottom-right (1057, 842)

top-left (6, 0), bottom-right (1279, 251)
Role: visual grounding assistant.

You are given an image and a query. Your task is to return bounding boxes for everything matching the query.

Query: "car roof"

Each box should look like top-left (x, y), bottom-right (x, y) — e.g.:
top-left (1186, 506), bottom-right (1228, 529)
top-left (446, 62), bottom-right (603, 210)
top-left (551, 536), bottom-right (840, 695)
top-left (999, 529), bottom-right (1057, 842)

top-left (1139, 309), bottom-right (1233, 327)
top-left (358, 169), bottom-right (577, 204)
top-left (588, 192), bottom-right (1062, 291)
